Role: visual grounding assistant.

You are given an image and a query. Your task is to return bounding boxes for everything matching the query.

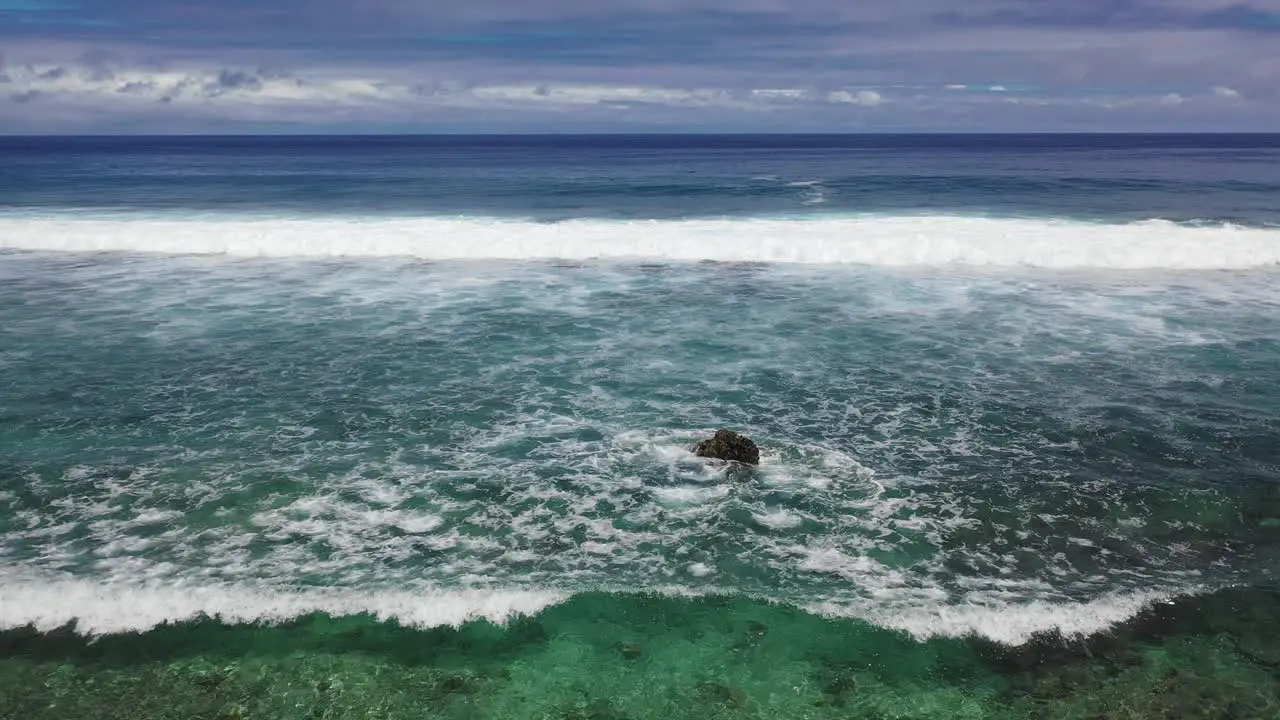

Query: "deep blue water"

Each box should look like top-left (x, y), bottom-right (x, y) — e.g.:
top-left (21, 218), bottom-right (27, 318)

top-left (2, 134), bottom-right (1279, 224)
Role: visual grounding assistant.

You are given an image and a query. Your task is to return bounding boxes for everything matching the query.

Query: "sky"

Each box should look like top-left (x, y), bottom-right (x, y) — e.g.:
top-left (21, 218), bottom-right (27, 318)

top-left (1, 0), bottom-right (1278, 133)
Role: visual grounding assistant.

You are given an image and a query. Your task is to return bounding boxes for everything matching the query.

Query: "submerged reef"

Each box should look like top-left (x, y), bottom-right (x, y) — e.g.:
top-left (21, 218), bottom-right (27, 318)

top-left (1, 588), bottom-right (1278, 720)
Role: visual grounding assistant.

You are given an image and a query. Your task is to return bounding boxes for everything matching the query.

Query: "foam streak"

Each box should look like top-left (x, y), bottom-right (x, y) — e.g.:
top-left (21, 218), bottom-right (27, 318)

top-left (0, 575), bottom-right (567, 636)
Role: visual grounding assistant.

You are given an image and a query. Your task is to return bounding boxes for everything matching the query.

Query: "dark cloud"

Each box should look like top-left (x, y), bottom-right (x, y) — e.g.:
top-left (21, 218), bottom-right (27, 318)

top-left (210, 69), bottom-right (263, 92)
top-left (75, 49), bottom-right (118, 81)
top-left (11, 89), bottom-right (43, 103)
top-left (117, 80), bottom-right (155, 93)
top-left (1198, 3), bottom-right (1280, 30)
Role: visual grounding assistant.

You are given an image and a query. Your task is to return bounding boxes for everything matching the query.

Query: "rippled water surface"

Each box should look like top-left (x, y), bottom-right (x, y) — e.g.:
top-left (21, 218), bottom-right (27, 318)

top-left (3, 255), bottom-right (1278, 642)
top-left (2, 134), bottom-right (1279, 719)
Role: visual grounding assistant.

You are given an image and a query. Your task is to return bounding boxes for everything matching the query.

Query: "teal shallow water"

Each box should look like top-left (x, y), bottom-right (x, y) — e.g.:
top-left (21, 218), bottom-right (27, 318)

top-left (3, 589), bottom-right (1280, 719)
top-left (1, 251), bottom-right (1279, 717)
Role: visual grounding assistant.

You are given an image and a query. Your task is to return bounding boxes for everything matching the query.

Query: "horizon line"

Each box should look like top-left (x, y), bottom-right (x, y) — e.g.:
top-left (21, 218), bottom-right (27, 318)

top-left (4, 131), bottom-right (1280, 138)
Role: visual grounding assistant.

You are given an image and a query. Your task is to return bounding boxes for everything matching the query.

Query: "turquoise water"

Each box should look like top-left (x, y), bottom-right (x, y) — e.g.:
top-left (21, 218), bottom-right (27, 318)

top-left (3, 589), bottom-right (1280, 720)
top-left (2, 135), bottom-right (1280, 718)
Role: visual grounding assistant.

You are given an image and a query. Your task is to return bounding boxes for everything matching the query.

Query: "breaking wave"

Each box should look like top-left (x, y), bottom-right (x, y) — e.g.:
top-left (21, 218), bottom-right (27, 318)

top-left (0, 572), bottom-right (1194, 645)
top-left (1, 214), bottom-right (1278, 268)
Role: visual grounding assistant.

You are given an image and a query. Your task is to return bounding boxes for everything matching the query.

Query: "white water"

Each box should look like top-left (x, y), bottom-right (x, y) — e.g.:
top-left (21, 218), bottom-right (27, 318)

top-left (0, 572), bottom-right (568, 636)
top-left (809, 590), bottom-right (1189, 644)
top-left (1, 215), bottom-right (1278, 268)
top-left (0, 572), bottom-right (1186, 644)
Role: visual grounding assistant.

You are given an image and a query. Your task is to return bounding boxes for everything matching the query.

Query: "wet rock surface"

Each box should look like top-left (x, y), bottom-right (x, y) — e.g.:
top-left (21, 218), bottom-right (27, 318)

top-left (691, 430), bottom-right (760, 465)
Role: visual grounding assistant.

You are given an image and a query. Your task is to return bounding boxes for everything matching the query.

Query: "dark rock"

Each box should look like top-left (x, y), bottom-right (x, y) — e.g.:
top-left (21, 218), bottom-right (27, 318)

top-left (439, 673), bottom-right (470, 693)
top-left (819, 668), bottom-right (860, 705)
top-left (696, 682), bottom-right (748, 707)
top-left (616, 642), bottom-right (643, 660)
top-left (744, 621), bottom-right (768, 644)
top-left (561, 698), bottom-right (631, 720)
top-left (692, 430), bottom-right (760, 465)
top-left (194, 673), bottom-right (225, 690)
top-left (732, 621), bottom-right (769, 652)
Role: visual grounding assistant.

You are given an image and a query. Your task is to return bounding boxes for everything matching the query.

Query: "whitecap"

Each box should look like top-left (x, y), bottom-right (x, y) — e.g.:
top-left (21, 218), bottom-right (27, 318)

top-left (3, 215), bottom-right (1279, 268)
top-left (0, 571), bottom-right (566, 636)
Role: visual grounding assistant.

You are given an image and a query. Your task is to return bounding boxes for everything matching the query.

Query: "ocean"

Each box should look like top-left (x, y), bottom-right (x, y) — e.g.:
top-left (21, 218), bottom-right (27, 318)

top-left (0, 134), bottom-right (1278, 719)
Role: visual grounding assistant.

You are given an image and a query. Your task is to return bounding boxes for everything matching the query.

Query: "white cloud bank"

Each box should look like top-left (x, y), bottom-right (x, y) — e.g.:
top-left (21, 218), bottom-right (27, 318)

top-left (0, 60), bottom-right (1264, 132)
top-left (827, 89), bottom-right (883, 106)
top-left (0, 62), bottom-right (895, 121)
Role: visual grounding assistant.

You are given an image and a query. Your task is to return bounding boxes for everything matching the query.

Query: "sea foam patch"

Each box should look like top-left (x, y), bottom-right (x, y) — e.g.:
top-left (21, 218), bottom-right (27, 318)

top-left (0, 572), bottom-right (568, 636)
top-left (1, 215), bottom-right (1279, 268)
top-left (0, 571), bottom-right (1197, 646)
top-left (807, 589), bottom-right (1194, 645)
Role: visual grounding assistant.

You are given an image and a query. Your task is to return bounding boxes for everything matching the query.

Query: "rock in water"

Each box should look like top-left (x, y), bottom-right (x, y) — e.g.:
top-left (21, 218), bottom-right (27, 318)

top-left (692, 429), bottom-right (760, 465)
top-left (616, 642), bottom-right (644, 660)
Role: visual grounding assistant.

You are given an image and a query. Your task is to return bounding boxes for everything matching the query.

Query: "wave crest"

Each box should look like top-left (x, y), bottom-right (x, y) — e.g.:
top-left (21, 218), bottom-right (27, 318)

top-left (0, 573), bottom-right (1196, 645)
top-left (1, 215), bottom-right (1278, 268)
top-left (0, 575), bottom-right (567, 636)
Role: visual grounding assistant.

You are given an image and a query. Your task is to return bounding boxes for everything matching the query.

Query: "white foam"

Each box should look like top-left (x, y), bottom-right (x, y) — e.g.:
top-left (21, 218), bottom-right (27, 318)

top-left (687, 562), bottom-right (715, 577)
top-left (395, 514), bottom-right (446, 534)
top-left (0, 571), bottom-right (1197, 645)
top-left (1, 215), bottom-right (1278, 268)
top-left (809, 589), bottom-right (1191, 645)
top-left (0, 573), bottom-right (567, 636)
top-left (752, 509), bottom-right (803, 529)
top-left (652, 485), bottom-right (731, 506)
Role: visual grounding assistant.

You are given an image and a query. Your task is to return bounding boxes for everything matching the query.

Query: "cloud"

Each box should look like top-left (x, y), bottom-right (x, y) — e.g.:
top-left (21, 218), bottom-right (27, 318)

top-left (0, 1), bottom-right (1278, 130)
top-left (828, 89), bottom-right (883, 106)
top-left (116, 80), bottom-right (154, 94)
top-left (0, 60), bottom-right (898, 122)
top-left (1, 54), bottom-right (1273, 133)
top-left (1212, 84), bottom-right (1241, 98)
top-left (209, 70), bottom-right (265, 94)
top-left (0, 60), bottom-right (905, 112)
